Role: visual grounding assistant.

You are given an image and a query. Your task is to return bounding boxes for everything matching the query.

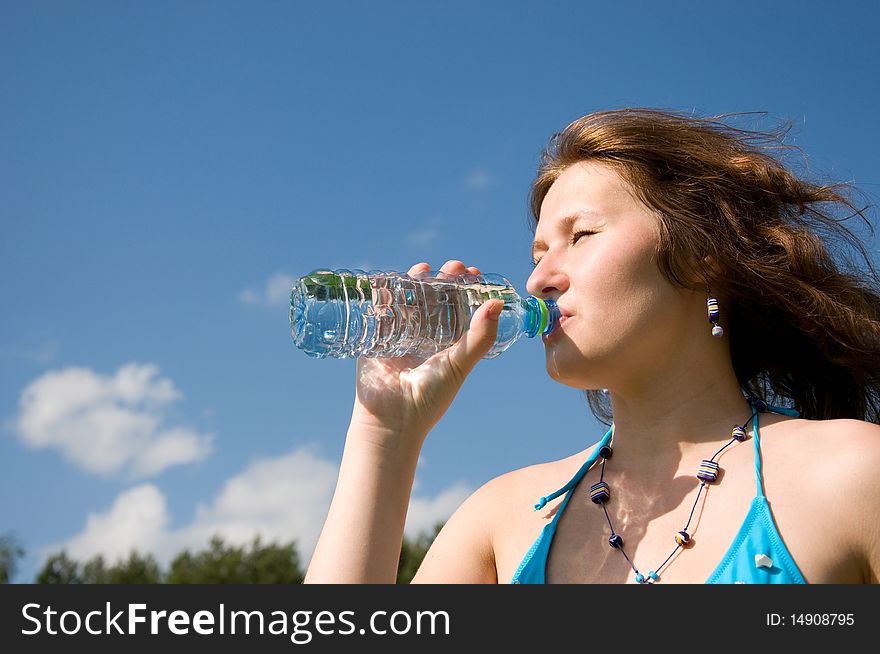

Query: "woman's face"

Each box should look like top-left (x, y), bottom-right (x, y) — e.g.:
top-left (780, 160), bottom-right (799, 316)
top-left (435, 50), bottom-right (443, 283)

top-left (526, 160), bottom-right (697, 390)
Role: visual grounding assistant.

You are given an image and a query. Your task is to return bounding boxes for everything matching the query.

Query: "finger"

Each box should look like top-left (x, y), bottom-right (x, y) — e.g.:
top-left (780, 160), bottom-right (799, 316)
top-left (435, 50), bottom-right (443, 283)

top-left (446, 298), bottom-right (503, 378)
top-left (439, 259), bottom-right (468, 275)
top-left (466, 266), bottom-right (481, 275)
top-left (407, 262), bottom-right (431, 276)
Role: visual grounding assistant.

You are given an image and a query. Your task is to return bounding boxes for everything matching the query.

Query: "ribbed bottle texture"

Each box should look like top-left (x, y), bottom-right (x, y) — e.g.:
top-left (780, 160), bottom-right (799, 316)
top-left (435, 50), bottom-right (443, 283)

top-left (289, 268), bottom-right (559, 359)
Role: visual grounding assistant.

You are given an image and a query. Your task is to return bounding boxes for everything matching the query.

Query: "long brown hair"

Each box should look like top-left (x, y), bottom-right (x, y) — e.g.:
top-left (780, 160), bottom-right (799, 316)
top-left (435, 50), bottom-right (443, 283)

top-left (529, 108), bottom-right (880, 424)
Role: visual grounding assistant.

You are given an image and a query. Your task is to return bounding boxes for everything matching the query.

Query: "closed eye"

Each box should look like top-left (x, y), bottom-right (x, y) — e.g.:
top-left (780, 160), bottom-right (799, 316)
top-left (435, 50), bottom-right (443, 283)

top-left (569, 229), bottom-right (595, 245)
top-left (531, 230), bottom-right (596, 267)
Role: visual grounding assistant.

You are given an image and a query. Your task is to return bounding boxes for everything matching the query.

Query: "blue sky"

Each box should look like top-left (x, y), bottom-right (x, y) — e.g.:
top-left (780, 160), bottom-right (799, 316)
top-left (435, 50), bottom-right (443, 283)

top-left (2, 1), bottom-right (878, 582)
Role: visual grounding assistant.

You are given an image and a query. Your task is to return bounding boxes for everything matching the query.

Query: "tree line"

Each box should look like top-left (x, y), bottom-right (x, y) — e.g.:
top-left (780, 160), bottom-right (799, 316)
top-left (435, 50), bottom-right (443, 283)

top-left (0, 524), bottom-right (442, 584)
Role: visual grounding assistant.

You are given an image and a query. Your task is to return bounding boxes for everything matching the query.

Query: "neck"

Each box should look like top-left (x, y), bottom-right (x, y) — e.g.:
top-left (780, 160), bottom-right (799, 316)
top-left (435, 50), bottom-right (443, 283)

top-left (606, 364), bottom-right (755, 472)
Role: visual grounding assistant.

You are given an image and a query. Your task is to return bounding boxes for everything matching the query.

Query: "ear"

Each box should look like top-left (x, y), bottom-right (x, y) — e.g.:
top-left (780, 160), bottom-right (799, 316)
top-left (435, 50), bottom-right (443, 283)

top-left (700, 254), bottom-right (723, 287)
top-left (701, 254), bottom-right (720, 275)
top-left (683, 254), bottom-right (722, 293)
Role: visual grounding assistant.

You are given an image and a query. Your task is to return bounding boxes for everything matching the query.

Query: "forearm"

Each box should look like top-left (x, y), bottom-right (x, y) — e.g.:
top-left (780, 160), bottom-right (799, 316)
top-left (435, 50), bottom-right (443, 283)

top-left (304, 421), bottom-right (425, 583)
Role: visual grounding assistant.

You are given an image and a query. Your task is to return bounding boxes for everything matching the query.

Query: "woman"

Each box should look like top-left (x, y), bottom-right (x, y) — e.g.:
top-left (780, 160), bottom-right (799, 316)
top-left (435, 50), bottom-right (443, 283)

top-left (305, 109), bottom-right (880, 584)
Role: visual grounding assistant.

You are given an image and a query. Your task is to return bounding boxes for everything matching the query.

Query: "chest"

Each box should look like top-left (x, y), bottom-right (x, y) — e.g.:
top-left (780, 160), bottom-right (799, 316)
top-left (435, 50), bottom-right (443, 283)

top-left (498, 442), bottom-right (862, 584)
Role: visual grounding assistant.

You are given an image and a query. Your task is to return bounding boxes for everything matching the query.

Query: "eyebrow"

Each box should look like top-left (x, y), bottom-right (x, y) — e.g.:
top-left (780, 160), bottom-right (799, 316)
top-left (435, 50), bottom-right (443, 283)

top-left (531, 210), bottom-right (601, 261)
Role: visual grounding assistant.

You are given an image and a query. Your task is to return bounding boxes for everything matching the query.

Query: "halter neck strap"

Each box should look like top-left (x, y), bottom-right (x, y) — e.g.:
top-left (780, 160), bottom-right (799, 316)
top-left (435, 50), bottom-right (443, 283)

top-left (532, 402), bottom-right (800, 510)
top-left (752, 403), bottom-right (800, 497)
top-left (533, 426), bottom-right (613, 510)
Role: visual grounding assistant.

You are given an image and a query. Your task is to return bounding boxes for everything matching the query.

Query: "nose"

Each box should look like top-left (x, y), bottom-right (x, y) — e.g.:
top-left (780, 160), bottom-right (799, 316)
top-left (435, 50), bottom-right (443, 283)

top-left (526, 258), bottom-right (568, 299)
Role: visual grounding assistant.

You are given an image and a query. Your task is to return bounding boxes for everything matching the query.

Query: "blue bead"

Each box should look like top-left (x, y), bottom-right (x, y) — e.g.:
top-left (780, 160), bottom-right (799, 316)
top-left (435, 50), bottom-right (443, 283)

top-left (747, 396), bottom-right (767, 412)
top-left (648, 571), bottom-right (660, 581)
top-left (707, 297), bottom-right (720, 321)
top-left (697, 459), bottom-right (720, 482)
top-left (675, 530), bottom-right (691, 547)
top-left (635, 573), bottom-right (645, 583)
top-left (590, 481), bottom-right (610, 504)
top-left (732, 426), bottom-right (747, 441)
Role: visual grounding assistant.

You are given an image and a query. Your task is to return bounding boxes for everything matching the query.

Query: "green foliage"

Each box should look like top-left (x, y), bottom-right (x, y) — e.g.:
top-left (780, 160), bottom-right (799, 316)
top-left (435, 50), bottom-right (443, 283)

top-left (36, 535), bottom-right (305, 584)
top-left (80, 555), bottom-right (107, 583)
top-left (110, 552), bottom-right (162, 584)
top-left (37, 550), bottom-right (162, 584)
top-left (36, 551), bottom-right (82, 584)
top-left (166, 534), bottom-right (304, 584)
top-left (32, 526), bottom-right (440, 584)
top-left (397, 522), bottom-right (443, 584)
top-left (0, 533), bottom-right (26, 584)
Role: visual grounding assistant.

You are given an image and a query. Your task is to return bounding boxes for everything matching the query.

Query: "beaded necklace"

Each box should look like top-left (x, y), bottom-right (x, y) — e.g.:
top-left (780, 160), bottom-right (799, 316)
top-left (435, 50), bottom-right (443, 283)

top-left (589, 396), bottom-right (766, 584)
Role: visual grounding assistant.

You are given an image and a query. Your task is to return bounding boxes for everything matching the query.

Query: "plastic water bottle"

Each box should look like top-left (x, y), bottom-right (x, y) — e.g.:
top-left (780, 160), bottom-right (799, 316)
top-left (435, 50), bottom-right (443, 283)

top-left (289, 268), bottom-right (559, 359)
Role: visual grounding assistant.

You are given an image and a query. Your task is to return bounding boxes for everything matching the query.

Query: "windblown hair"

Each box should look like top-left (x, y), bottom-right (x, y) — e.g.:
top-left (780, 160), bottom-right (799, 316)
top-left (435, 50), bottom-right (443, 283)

top-left (529, 108), bottom-right (880, 424)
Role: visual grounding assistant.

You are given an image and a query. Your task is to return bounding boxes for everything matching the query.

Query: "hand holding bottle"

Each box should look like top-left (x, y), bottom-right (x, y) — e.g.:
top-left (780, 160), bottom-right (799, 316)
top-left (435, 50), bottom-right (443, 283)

top-left (350, 260), bottom-right (504, 441)
top-left (306, 260), bottom-right (511, 582)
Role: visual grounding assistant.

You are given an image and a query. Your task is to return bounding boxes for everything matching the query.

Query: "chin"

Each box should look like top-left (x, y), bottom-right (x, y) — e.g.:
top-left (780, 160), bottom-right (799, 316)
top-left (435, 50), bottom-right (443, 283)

top-left (545, 354), bottom-right (599, 389)
top-left (544, 341), bottom-right (612, 390)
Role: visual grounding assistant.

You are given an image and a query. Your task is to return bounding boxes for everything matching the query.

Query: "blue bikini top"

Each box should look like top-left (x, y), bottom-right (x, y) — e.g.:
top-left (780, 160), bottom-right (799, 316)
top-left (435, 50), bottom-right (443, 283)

top-left (510, 403), bottom-right (807, 584)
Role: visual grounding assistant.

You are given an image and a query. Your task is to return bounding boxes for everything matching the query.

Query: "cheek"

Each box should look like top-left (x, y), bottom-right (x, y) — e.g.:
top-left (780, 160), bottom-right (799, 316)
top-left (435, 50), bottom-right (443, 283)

top-left (580, 243), bottom-right (660, 313)
top-left (548, 275), bottom-right (679, 388)
top-left (571, 246), bottom-right (672, 346)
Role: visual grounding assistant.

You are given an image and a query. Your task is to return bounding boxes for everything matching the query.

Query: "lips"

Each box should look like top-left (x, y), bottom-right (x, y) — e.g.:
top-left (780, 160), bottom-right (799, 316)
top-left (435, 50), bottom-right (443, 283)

top-left (543, 309), bottom-right (572, 342)
top-left (557, 307), bottom-right (573, 322)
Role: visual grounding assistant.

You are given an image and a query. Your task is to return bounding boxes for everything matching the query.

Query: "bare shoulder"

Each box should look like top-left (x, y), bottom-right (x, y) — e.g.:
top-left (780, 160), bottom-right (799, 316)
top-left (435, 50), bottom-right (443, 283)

top-left (767, 416), bottom-right (880, 496)
top-left (431, 449), bottom-right (586, 548)
top-left (814, 418), bottom-right (880, 583)
top-left (764, 415), bottom-right (880, 462)
top-left (474, 448), bottom-right (597, 580)
top-left (765, 416), bottom-right (880, 582)
top-left (479, 448), bottom-right (594, 523)
top-left (411, 446), bottom-right (594, 584)
top-left (783, 417), bottom-right (880, 471)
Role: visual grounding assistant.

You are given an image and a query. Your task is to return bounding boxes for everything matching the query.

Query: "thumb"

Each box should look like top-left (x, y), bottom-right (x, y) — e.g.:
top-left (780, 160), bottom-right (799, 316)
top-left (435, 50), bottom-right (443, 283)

top-left (447, 299), bottom-right (503, 377)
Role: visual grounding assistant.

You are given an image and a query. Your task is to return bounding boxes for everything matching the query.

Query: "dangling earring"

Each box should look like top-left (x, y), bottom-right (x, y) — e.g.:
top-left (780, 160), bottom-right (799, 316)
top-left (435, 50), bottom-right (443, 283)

top-left (707, 288), bottom-right (724, 338)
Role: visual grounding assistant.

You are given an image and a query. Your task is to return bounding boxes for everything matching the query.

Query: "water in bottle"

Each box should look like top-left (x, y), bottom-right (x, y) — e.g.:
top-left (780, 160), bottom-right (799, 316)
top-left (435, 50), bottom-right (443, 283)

top-left (289, 268), bottom-right (559, 359)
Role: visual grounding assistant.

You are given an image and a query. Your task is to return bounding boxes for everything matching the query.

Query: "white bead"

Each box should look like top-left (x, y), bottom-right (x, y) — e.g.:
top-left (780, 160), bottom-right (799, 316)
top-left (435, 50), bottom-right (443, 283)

top-left (711, 325), bottom-right (724, 337)
top-left (755, 553), bottom-right (773, 568)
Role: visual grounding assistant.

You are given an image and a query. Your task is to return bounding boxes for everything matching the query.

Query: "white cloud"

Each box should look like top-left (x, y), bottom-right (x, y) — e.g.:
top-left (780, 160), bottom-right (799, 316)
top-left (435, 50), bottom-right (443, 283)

top-left (239, 273), bottom-right (298, 307)
top-left (57, 485), bottom-right (170, 563)
top-left (464, 169), bottom-right (493, 190)
top-left (404, 217), bottom-right (442, 248)
top-left (173, 446), bottom-right (339, 560)
top-left (43, 445), bottom-right (473, 571)
top-left (13, 363), bottom-right (213, 479)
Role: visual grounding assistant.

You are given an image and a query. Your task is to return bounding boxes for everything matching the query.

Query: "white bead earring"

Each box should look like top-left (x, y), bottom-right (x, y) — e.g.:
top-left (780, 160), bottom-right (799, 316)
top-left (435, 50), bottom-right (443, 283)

top-left (707, 288), bottom-right (724, 337)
